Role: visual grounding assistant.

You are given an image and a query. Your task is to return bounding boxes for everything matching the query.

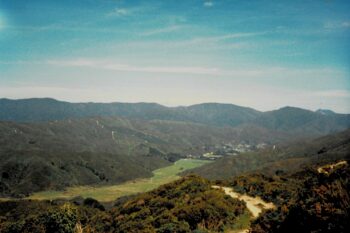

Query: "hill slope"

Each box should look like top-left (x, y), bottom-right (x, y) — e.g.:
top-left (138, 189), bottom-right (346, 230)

top-left (0, 116), bottom-right (290, 197)
top-left (185, 129), bottom-right (350, 180)
top-left (254, 106), bottom-right (350, 137)
top-left (226, 161), bottom-right (350, 233)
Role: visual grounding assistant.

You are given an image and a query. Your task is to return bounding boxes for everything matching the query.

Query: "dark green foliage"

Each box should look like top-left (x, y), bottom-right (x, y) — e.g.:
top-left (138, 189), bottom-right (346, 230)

top-left (41, 204), bottom-right (78, 233)
top-left (1, 221), bottom-right (24, 233)
top-left (106, 175), bottom-right (246, 232)
top-left (83, 197), bottom-right (105, 211)
top-left (157, 222), bottom-right (191, 233)
top-left (0, 202), bottom-right (82, 233)
top-left (228, 174), bottom-right (301, 205)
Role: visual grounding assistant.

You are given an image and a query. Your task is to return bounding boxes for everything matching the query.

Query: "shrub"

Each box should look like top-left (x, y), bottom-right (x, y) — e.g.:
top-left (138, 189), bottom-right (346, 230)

top-left (41, 203), bottom-right (78, 233)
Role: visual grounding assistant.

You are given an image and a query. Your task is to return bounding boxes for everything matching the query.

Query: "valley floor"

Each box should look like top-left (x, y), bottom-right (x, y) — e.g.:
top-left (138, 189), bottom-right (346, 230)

top-left (26, 159), bottom-right (211, 202)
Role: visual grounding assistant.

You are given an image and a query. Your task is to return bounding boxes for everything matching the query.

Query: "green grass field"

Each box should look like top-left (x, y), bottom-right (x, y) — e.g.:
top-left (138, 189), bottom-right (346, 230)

top-left (28, 159), bottom-right (211, 202)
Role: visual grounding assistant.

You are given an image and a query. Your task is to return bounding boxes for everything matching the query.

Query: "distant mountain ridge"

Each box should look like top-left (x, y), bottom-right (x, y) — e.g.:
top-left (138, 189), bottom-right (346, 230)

top-left (1, 98), bottom-right (349, 137)
top-left (0, 98), bottom-right (261, 127)
top-left (315, 109), bottom-right (336, 115)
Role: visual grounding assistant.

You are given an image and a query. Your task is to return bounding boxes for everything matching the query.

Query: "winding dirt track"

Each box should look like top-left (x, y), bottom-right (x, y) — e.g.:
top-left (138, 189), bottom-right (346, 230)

top-left (317, 160), bottom-right (347, 175)
top-left (212, 185), bottom-right (276, 232)
top-left (212, 186), bottom-right (275, 218)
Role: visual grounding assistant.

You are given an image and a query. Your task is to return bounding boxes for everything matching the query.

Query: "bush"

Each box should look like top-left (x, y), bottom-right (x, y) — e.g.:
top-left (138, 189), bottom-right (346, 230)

top-left (83, 197), bottom-right (105, 211)
top-left (157, 222), bottom-right (191, 233)
top-left (41, 203), bottom-right (78, 233)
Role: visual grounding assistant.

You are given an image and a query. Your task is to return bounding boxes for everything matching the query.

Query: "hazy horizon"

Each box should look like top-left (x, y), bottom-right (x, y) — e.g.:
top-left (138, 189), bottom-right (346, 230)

top-left (1, 0), bottom-right (349, 112)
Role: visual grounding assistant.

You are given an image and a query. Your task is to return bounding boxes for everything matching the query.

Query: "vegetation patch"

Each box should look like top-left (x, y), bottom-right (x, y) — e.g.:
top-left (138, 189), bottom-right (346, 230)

top-left (27, 159), bottom-right (211, 202)
top-left (0, 175), bottom-right (247, 233)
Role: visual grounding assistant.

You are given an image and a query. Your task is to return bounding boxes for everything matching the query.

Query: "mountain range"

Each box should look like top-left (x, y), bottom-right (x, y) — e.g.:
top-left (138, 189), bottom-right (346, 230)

top-left (0, 98), bottom-right (350, 197)
top-left (0, 116), bottom-right (286, 197)
top-left (1, 98), bottom-right (349, 137)
top-left (0, 98), bottom-right (349, 232)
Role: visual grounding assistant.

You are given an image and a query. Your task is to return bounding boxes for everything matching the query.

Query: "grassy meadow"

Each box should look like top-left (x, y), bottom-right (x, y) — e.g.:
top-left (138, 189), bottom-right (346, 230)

top-left (27, 159), bottom-right (211, 202)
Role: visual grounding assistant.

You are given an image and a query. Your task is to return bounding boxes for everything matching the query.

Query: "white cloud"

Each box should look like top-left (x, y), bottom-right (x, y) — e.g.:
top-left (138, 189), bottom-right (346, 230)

top-left (119, 32), bottom-right (263, 50)
top-left (0, 18), bottom-right (4, 30)
top-left (203, 1), bottom-right (214, 7)
top-left (324, 21), bottom-right (350, 29)
top-left (4, 58), bottom-right (345, 82)
top-left (107, 8), bottom-right (130, 17)
top-left (45, 59), bottom-right (297, 77)
top-left (46, 58), bottom-right (345, 81)
top-left (125, 32), bottom-right (266, 49)
top-left (4, 24), bottom-right (131, 34)
top-left (341, 21), bottom-right (350, 28)
top-left (190, 32), bottom-right (266, 44)
top-left (0, 60), bottom-right (42, 65)
top-left (47, 59), bottom-right (220, 75)
top-left (106, 5), bottom-right (157, 18)
top-left (140, 25), bottom-right (184, 36)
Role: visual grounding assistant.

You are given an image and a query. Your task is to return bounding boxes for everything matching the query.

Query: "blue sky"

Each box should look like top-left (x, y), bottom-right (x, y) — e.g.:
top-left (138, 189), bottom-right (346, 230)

top-left (0, 0), bottom-right (349, 112)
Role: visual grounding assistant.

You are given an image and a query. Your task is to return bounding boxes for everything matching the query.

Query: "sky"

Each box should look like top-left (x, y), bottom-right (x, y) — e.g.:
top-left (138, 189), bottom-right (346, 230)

top-left (0, 0), bottom-right (349, 113)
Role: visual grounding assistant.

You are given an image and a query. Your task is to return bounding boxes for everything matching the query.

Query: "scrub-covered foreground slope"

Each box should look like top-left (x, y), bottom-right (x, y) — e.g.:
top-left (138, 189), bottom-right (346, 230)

top-left (0, 175), bottom-right (248, 233)
top-left (1, 159), bottom-right (348, 232)
top-left (225, 160), bottom-right (350, 233)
